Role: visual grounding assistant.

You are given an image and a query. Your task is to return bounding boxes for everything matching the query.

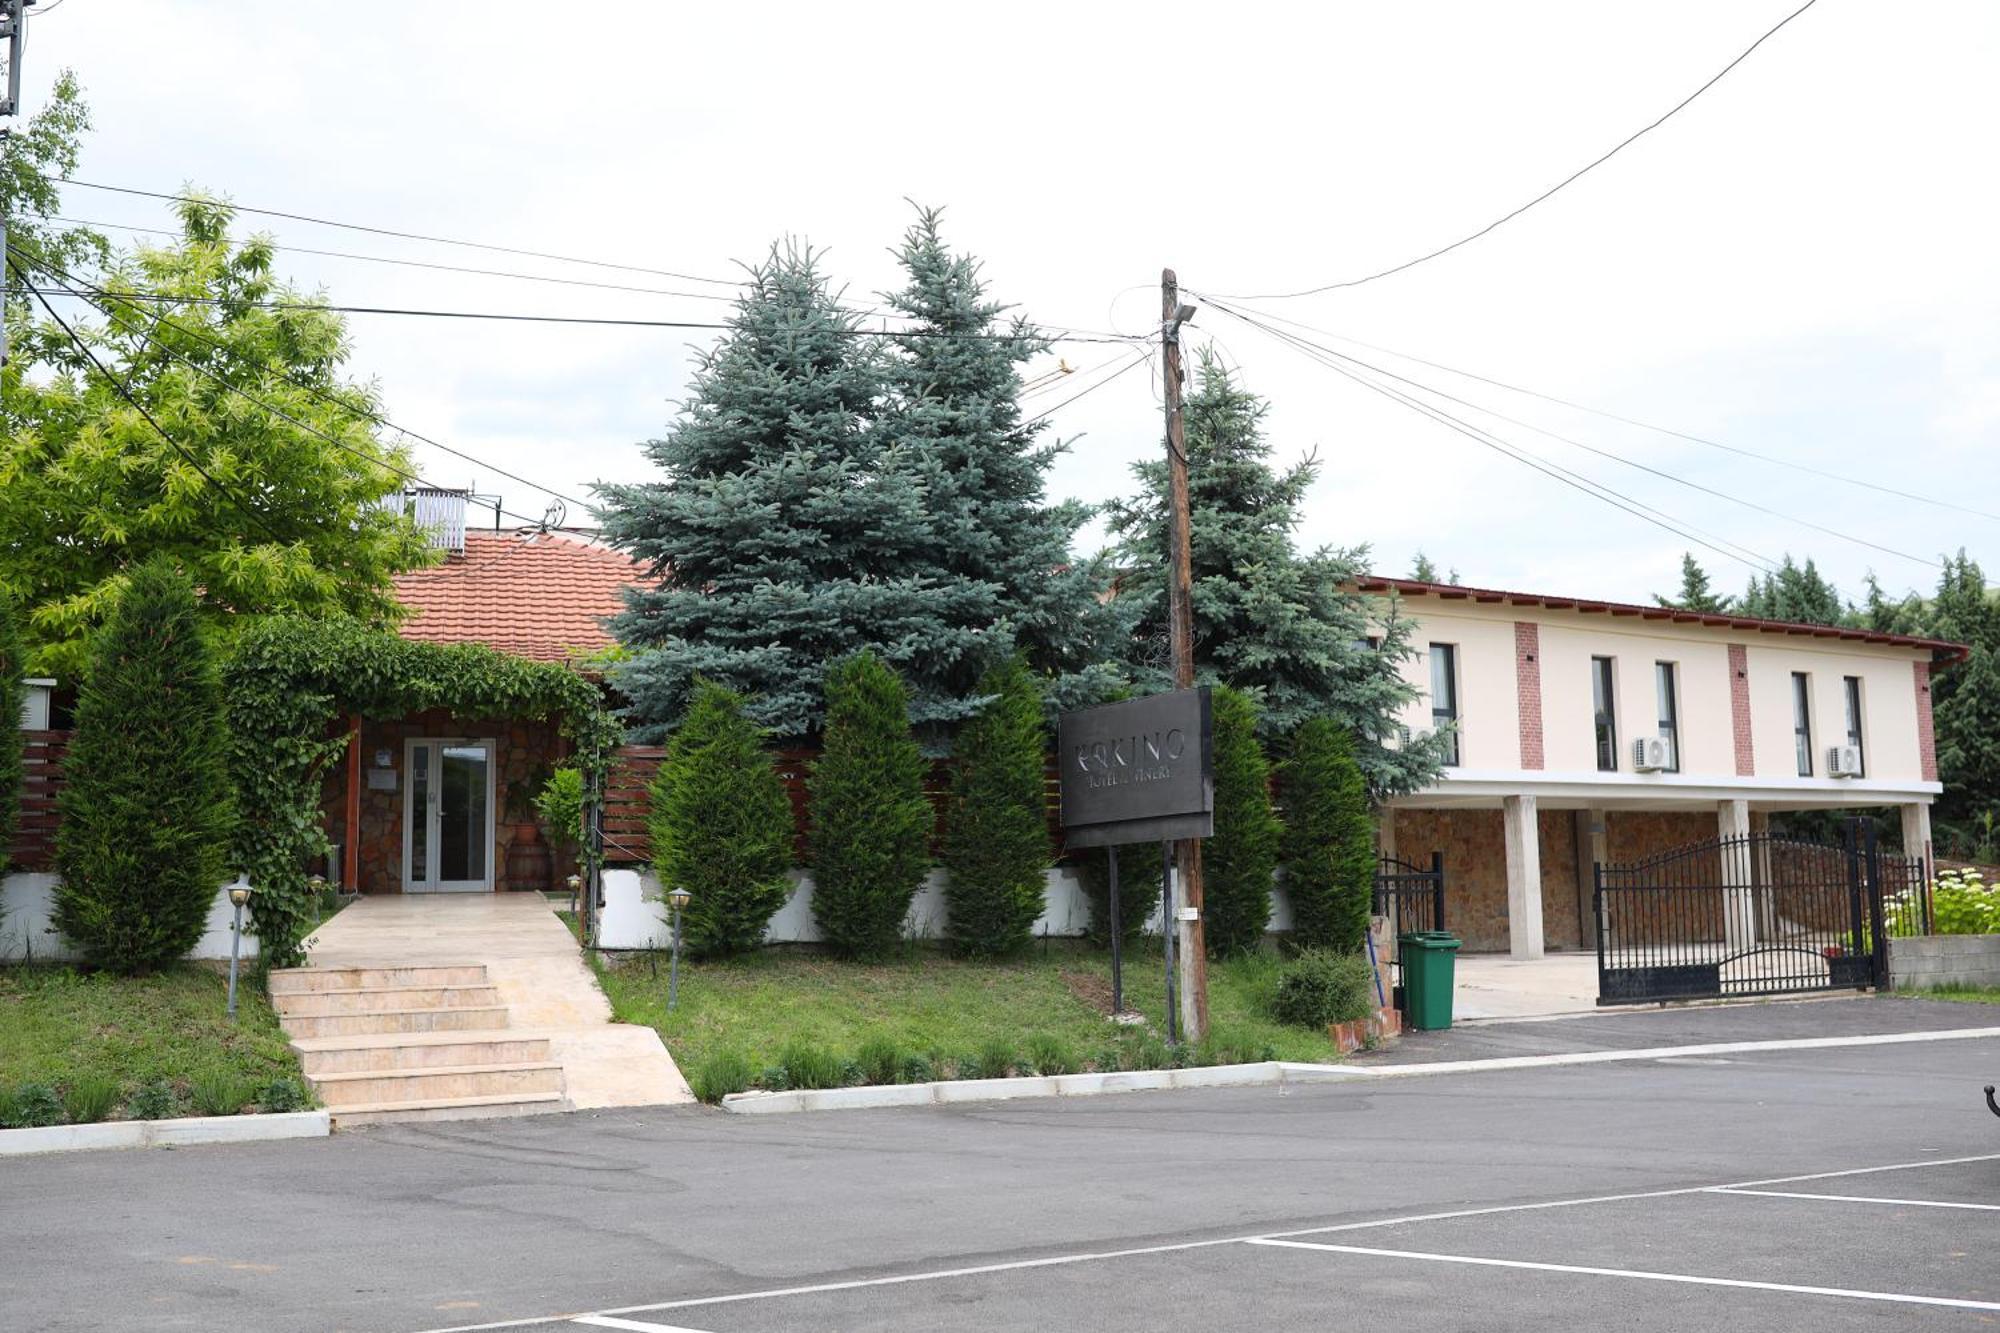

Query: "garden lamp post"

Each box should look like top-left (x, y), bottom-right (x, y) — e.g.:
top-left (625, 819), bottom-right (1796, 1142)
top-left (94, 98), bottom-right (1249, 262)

top-left (225, 885), bottom-right (253, 1020)
top-left (666, 885), bottom-right (691, 1011)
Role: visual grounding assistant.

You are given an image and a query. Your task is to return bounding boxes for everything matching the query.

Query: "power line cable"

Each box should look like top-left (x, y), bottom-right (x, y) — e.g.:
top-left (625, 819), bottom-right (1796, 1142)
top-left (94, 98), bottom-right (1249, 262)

top-left (12, 257), bottom-right (290, 544)
top-left (1023, 350), bottom-right (1151, 427)
top-left (1211, 299), bottom-right (1775, 572)
top-left (1219, 0), bottom-right (1820, 299)
top-left (1189, 294), bottom-right (2000, 527)
top-left (1199, 293), bottom-right (1941, 572)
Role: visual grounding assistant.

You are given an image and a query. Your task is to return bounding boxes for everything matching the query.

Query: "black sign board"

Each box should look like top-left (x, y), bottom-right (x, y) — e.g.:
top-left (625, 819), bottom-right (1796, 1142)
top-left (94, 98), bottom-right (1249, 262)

top-left (1057, 688), bottom-right (1214, 848)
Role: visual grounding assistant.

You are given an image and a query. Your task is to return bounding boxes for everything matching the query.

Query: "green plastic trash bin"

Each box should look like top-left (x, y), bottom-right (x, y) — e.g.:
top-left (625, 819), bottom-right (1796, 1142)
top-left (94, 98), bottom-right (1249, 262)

top-left (1398, 930), bottom-right (1461, 1031)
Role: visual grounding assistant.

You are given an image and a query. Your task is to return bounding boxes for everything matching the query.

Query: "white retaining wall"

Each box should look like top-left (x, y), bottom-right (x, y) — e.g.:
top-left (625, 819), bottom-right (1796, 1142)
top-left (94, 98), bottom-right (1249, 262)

top-left (0, 872), bottom-right (260, 964)
top-left (598, 865), bottom-right (1297, 950)
top-left (1888, 934), bottom-right (2000, 990)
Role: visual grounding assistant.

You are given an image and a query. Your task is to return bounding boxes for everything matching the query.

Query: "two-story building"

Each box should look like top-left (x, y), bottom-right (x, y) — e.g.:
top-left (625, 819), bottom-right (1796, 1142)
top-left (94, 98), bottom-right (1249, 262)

top-left (1362, 576), bottom-right (1966, 958)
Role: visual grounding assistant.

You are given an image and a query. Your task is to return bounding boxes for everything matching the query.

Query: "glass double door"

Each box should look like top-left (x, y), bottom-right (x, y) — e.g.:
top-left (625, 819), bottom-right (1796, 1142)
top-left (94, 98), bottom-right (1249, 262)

top-left (404, 738), bottom-right (495, 892)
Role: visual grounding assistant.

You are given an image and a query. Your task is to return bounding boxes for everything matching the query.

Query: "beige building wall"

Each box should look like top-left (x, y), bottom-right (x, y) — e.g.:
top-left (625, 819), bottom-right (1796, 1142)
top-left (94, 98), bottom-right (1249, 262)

top-left (1743, 641), bottom-right (1921, 783)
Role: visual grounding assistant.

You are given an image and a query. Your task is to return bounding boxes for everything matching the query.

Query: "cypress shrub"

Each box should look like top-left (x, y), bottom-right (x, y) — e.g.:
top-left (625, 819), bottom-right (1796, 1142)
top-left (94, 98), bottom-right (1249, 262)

top-left (1279, 716), bottom-right (1378, 951)
top-left (54, 559), bottom-right (233, 974)
top-left (650, 678), bottom-right (795, 956)
top-left (0, 600), bottom-right (22, 884)
top-left (808, 651), bottom-right (931, 958)
top-left (1077, 843), bottom-right (1162, 947)
top-left (1202, 685), bottom-right (1281, 957)
top-left (941, 657), bottom-right (1051, 957)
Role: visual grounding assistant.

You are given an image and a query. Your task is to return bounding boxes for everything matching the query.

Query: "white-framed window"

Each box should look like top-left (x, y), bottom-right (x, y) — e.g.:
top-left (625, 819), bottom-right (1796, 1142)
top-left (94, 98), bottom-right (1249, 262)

top-left (1843, 676), bottom-right (1865, 776)
top-left (1654, 662), bottom-right (1681, 773)
top-left (1591, 656), bottom-right (1618, 772)
top-left (1429, 642), bottom-right (1460, 766)
top-left (1792, 672), bottom-right (1814, 777)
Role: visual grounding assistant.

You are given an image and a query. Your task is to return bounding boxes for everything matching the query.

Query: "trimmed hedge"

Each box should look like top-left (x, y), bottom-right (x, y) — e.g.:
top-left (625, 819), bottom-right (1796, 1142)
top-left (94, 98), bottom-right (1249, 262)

top-left (1202, 685), bottom-right (1281, 956)
top-left (1279, 717), bottom-right (1378, 951)
top-left (941, 657), bottom-right (1052, 957)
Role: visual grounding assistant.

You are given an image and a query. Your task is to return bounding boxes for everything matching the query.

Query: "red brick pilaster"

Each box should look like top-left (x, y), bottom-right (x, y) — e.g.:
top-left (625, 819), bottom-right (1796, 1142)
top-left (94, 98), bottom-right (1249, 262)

top-left (1914, 659), bottom-right (1938, 782)
top-left (1727, 644), bottom-right (1754, 776)
top-left (1515, 621), bottom-right (1543, 770)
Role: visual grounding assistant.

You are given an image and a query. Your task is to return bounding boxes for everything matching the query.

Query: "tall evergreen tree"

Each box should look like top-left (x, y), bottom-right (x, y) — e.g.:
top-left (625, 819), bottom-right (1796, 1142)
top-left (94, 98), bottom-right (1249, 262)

top-left (1279, 717), bottom-right (1377, 952)
top-left (940, 657), bottom-right (1051, 957)
top-left (1410, 552), bottom-right (1440, 582)
top-left (1925, 552), bottom-right (2000, 824)
top-left (807, 652), bottom-right (932, 958)
top-left (1854, 572), bottom-right (1924, 635)
top-left (1106, 350), bottom-right (1448, 794)
top-left (1739, 555), bottom-right (1845, 625)
top-left (54, 559), bottom-right (232, 973)
top-left (1654, 552), bottom-right (1732, 614)
top-left (876, 207), bottom-right (1126, 721)
top-left (1202, 686), bottom-right (1282, 957)
top-left (649, 679), bottom-right (796, 957)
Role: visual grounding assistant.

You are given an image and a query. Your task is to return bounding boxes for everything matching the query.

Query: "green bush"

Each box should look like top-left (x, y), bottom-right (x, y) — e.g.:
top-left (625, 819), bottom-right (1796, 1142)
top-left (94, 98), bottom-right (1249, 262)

top-left (256, 1077), bottom-right (312, 1114)
top-left (54, 558), bottom-right (234, 974)
top-left (1271, 949), bottom-right (1377, 1028)
top-left (977, 1037), bottom-right (1018, 1080)
top-left (1932, 868), bottom-right (2000, 935)
top-left (128, 1080), bottom-right (176, 1121)
top-left (689, 1049), bottom-right (755, 1103)
top-left (1076, 844), bottom-right (1161, 948)
top-left (855, 1034), bottom-right (903, 1086)
top-left (1203, 686), bottom-right (1281, 957)
top-left (941, 658), bottom-right (1052, 957)
top-left (0, 599), bottom-right (24, 887)
top-left (808, 652), bottom-right (932, 959)
top-left (533, 768), bottom-right (585, 879)
top-left (779, 1040), bottom-right (846, 1091)
top-left (895, 1053), bottom-right (935, 1084)
top-left (1279, 717), bottom-right (1377, 951)
top-left (652, 679), bottom-right (797, 956)
top-left (6, 1082), bottom-right (64, 1128)
top-left (1025, 1032), bottom-right (1077, 1076)
top-left (62, 1076), bottom-right (119, 1125)
top-left (191, 1071), bottom-right (246, 1117)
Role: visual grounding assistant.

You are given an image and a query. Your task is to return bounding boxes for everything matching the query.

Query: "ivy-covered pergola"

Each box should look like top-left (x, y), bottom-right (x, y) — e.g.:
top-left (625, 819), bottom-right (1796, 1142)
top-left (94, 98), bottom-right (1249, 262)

top-left (224, 618), bottom-right (620, 967)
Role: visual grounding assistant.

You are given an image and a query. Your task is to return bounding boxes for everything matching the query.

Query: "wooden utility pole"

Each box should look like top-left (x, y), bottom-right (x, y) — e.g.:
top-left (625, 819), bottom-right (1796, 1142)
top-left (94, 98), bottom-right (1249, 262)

top-left (1161, 268), bottom-right (1208, 1042)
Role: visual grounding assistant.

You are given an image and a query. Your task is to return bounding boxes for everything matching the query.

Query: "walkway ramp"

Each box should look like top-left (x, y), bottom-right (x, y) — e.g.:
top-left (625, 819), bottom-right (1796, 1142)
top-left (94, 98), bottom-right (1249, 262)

top-left (271, 893), bottom-right (691, 1126)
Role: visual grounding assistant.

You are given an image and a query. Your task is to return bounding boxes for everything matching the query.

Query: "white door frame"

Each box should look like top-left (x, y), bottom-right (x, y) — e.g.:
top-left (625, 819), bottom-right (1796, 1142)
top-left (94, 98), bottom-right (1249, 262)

top-left (402, 736), bottom-right (498, 893)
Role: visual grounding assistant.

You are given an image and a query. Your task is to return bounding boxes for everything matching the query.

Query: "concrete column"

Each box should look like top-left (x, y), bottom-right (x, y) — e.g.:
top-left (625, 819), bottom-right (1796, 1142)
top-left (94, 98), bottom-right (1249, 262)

top-left (1572, 808), bottom-right (1605, 949)
top-left (1503, 795), bottom-right (1544, 960)
top-left (1900, 803), bottom-right (1933, 868)
top-left (1377, 805), bottom-right (1398, 862)
top-left (1718, 799), bottom-right (1755, 951)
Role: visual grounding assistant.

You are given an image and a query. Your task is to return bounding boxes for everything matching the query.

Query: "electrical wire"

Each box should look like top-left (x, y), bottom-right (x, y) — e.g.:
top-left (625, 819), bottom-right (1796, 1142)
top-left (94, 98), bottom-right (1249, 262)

top-left (1197, 293), bottom-right (1942, 573)
top-left (1210, 299), bottom-right (1776, 572)
top-left (1022, 351), bottom-right (1151, 427)
top-left (12, 257), bottom-right (291, 545)
top-left (1188, 294), bottom-right (2000, 527)
top-left (1219, 0), bottom-right (1821, 299)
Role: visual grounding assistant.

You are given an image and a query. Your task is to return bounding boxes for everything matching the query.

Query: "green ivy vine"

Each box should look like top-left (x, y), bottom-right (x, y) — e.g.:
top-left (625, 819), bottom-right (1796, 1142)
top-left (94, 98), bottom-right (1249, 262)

top-left (224, 618), bottom-right (621, 967)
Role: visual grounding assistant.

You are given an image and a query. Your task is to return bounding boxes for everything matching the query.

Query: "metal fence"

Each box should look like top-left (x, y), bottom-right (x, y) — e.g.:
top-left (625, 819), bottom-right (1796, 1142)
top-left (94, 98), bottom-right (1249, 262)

top-left (1593, 820), bottom-right (1921, 1005)
top-left (1374, 852), bottom-right (1446, 937)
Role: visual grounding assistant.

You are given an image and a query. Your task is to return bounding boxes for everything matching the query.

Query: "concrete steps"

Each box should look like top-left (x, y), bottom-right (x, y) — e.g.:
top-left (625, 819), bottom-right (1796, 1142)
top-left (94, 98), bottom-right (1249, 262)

top-left (273, 963), bottom-right (570, 1126)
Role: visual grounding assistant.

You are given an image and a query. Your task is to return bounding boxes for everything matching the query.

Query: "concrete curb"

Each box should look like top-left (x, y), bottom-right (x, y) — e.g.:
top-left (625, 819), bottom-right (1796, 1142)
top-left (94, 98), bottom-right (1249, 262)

top-left (719, 1061), bottom-right (1372, 1115)
top-left (0, 1110), bottom-right (331, 1157)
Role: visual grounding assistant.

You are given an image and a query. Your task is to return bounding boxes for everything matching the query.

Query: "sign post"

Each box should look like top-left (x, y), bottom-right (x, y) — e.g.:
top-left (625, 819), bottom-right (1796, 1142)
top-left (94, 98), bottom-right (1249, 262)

top-left (1057, 688), bottom-right (1214, 1042)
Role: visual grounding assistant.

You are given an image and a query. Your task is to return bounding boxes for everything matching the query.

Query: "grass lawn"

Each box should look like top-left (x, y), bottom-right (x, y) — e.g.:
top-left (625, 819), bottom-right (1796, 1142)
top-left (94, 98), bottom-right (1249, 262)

top-left (1900, 984), bottom-right (2000, 1005)
top-left (592, 940), bottom-right (1350, 1100)
top-left (0, 964), bottom-right (308, 1124)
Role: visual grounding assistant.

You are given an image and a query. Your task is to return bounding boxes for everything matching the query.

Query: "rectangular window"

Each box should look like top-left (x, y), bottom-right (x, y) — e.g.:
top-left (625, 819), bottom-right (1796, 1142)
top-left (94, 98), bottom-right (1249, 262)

top-left (1843, 675), bottom-right (1865, 776)
top-left (1591, 656), bottom-right (1618, 772)
top-left (1654, 662), bottom-right (1680, 772)
top-left (1792, 672), bottom-right (1814, 777)
top-left (1429, 643), bottom-right (1459, 766)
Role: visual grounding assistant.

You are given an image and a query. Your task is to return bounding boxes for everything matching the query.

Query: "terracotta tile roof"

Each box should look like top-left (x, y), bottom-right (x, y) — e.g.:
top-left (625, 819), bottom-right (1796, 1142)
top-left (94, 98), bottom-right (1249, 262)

top-left (391, 529), bottom-right (648, 663)
top-left (1352, 575), bottom-right (1970, 663)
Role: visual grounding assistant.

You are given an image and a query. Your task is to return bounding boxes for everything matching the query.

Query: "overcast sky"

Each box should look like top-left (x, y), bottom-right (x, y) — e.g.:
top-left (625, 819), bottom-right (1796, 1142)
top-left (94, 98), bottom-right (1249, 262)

top-left (21, 1), bottom-right (2000, 606)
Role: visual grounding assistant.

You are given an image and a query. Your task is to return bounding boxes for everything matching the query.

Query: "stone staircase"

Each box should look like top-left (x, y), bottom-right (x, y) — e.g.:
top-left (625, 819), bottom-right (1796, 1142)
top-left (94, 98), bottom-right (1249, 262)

top-left (270, 963), bottom-right (570, 1126)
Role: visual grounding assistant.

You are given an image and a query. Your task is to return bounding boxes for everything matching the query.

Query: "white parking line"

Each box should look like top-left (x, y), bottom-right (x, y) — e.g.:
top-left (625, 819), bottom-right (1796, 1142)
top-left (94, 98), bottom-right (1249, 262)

top-left (1245, 1237), bottom-right (2000, 1312)
top-left (573, 1318), bottom-right (714, 1333)
top-left (1710, 1187), bottom-right (2000, 1211)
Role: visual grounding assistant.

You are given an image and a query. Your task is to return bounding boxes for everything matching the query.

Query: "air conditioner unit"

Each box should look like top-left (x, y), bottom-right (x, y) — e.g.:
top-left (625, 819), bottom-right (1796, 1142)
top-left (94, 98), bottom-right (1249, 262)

top-left (1828, 744), bottom-right (1863, 778)
top-left (1632, 735), bottom-right (1670, 773)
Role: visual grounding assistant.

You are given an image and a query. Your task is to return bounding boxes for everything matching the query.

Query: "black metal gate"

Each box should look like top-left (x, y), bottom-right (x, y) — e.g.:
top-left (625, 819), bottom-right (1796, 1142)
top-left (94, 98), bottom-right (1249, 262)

top-left (1375, 852), bottom-right (1445, 937)
top-left (1593, 819), bottom-right (1923, 1005)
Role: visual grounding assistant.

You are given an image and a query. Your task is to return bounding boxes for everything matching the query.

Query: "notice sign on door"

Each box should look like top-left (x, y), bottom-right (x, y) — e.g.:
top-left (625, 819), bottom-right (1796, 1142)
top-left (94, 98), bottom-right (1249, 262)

top-left (1056, 687), bottom-right (1213, 849)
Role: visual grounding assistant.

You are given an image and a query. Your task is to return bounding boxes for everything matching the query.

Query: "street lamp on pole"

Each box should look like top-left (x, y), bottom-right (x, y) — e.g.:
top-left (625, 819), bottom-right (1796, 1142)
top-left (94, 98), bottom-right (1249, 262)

top-left (225, 885), bottom-right (252, 1020)
top-left (666, 885), bottom-right (691, 1011)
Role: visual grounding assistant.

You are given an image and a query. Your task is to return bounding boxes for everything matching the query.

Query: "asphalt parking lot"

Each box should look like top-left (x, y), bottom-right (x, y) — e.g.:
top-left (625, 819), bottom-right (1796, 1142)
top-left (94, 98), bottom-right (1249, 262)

top-left (2, 998), bottom-right (1996, 1332)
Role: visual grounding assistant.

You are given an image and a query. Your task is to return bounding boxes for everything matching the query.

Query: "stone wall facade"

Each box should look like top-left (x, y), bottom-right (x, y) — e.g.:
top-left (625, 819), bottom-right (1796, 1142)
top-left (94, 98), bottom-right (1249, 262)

top-left (319, 709), bottom-right (567, 894)
top-left (1888, 934), bottom-right (2000, 990)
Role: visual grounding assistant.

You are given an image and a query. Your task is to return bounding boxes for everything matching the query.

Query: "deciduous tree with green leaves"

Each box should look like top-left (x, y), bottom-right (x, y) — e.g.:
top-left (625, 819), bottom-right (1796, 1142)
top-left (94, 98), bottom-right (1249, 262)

top-left (0, 600), bottom-right (23, 888)
top-left (808, 652), bottom-right (932, 957)
top-left (1279, 717), bottom-right (1377, 951)
top-left (650, 679), bottom-right (796, 957)
top-left (54, 558), bottom-right (233, 974)
top-left (940, 656), bottom-right (1051, 957)
top-left (2, 196), bottom-right (434, 679)
top-left (1201, 685), bottom-right (1281, 957)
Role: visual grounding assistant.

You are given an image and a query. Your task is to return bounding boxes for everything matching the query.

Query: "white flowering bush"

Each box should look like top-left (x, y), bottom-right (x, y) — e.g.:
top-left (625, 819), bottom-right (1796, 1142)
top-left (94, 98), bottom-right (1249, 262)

top-left (1932, 867), bottom-right (2000, 936)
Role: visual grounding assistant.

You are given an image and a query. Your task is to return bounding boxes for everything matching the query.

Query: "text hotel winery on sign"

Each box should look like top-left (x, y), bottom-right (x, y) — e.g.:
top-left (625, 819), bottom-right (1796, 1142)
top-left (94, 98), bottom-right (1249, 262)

top-left (1057, 689), bottom-right (1214, 848)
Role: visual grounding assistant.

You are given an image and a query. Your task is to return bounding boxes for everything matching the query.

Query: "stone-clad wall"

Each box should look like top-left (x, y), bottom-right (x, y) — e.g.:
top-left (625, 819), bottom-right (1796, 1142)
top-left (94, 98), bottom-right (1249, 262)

top-left (318, 709), bottom-right (565, 894)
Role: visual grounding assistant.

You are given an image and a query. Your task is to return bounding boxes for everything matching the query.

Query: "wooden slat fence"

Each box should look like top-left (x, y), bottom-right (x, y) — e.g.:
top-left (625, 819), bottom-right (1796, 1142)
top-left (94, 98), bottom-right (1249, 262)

top-left (9, 729), bottom-right (69, 871)
top-left (602, 743), bottom-right (1064, 866)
